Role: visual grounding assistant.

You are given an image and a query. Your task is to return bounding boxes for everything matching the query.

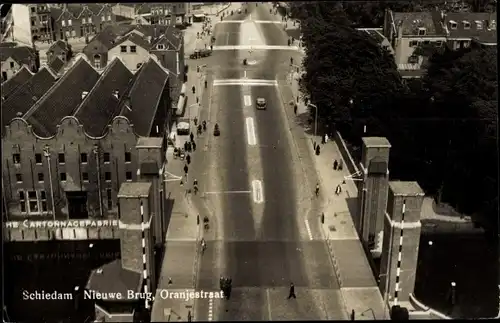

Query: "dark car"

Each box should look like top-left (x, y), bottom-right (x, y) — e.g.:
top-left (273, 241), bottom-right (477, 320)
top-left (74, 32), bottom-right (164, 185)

top-left (256, 97), bottom-right (267, 110)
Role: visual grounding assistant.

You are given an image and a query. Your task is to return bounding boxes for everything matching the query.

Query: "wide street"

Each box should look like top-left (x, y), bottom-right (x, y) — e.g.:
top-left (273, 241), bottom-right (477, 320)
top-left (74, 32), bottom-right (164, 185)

top-left (191, 3), bottom-right (347, 321)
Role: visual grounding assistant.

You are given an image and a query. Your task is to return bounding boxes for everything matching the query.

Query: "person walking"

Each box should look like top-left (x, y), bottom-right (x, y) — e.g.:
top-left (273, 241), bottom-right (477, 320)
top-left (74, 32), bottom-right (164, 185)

top-left (288, 282), bottom-right (296, 299)
top-left (325, 133), bottom-right (329, 143)
top-left (184, 164), bottom-right (189, 176)
top-left (333, 159), bottom-right (338, 170)
top-left (194, 117), bottom-right (198, 126)
top-left (315, 145), bottom-right (321, 155)
top-left (338, 159), bottom-right (343, 171)
top-left (190, 132), bottom-right (194, 142)
top-left (184, 141), bottom-right (188, 152)
top-left (315, 183), bottom-right (320, 197)
top-left (335, 184), bottom-right (342, 195)
top-left (219, 276), bottom-right (224, 291)
top-left (186, 154), bottom-right (191, 165)
top-left (350, 309), bottom-right (355, 321)
top-left (192, 141), bottom-right (197, 151)
top-left (294, 104), bottom-right (297, 115)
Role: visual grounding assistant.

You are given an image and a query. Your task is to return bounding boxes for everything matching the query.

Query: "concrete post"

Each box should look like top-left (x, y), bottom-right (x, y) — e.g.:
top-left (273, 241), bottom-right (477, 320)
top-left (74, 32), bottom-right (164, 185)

top-left (379, 181), bottom-right (424, 306)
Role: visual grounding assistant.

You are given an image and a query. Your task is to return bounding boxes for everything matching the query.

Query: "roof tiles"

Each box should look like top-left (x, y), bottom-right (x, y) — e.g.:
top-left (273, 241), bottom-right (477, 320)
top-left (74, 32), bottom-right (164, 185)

top-left (1, 66), bottom-right (33, 99)
top-left (24, 58), bottom-right (100, 137)
top-left (48, 57), bottom-right (65, 73)
top-left (73, 58), bottom-right (134, 137)
top-left (0, 46), bottom-right (37, 65)
top-left (121, 58), bottom-right (169, 137)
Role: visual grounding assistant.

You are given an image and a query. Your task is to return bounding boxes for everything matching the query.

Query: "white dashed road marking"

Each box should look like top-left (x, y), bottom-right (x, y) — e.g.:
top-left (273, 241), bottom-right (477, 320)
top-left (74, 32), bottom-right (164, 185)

top-left (304, 219), bottom-right (313, 240)
top-left (252, 180), bottom-right (264, 204)
top-left (246, 117), bottom-right (257, 146)
top-left (208, 298), bottom-right (213, 321)
top-left (244, 94), bottom-right (252, 107)
top-left (213, 79), bottom-right (278, 86)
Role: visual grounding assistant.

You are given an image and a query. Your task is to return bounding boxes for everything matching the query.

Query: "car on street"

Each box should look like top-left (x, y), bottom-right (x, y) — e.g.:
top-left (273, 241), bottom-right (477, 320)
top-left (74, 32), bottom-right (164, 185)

top-left (256, 98), bottom-right (267, 110)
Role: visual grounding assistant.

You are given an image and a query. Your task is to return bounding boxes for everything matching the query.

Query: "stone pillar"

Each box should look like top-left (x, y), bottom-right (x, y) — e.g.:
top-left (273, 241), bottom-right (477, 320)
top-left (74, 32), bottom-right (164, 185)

top-left (379, 181), bottom-right (424, 306)
top-left (358, 137), bottom-right (391, 254)
top-left (118, 182), bottom-right (157, 300)
top-left (136, 137), bottom-right (166, 247)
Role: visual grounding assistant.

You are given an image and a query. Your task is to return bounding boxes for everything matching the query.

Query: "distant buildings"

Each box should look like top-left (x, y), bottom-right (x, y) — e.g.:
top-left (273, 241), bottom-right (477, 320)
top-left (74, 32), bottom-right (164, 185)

top-left (0, 44), bottom-right (38, 81)
top-left (383, 8), bottom-right (497, 78)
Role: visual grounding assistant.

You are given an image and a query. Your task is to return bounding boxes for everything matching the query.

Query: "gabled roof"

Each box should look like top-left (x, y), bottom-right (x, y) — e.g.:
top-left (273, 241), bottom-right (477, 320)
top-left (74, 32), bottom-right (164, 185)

top-left (24, 57), bottom-right (100, 137)
top-left (48, 40), bottom-right (70, 53)
top-left (86, 259), bottom-right (142, 297)
top-left (0, 46), bottom-right (36, 65)
top-left (393, 11), bottom-right (446, 36)
top-left (48, 57), bottom-right (65, 73)
top-left (87, 24), bottom-right (136, 50)
top-left (2, 68), bottom-right (58, 136)
top-left (1, 66), bottom-right (33, 99)
top-left (134, 24), bottom-right (182, 50)
top-left (113, 32), bottom-right (151, 50)
top-left (444, 12), bottom-right (497, 43)
top-left (73, 57), bottom-right (134, 137)
top-left (120, 57), bottom-right (169, 137)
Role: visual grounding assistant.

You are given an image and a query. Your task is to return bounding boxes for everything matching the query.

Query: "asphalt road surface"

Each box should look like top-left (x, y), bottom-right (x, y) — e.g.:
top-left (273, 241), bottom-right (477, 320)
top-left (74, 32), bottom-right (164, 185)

top-left (194, 3), bottom-right (345, 321)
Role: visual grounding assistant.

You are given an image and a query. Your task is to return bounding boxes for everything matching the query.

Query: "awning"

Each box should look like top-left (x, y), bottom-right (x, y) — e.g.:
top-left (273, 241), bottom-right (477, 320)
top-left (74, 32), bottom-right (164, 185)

top-left (176, 95), bottom-right (186, 116)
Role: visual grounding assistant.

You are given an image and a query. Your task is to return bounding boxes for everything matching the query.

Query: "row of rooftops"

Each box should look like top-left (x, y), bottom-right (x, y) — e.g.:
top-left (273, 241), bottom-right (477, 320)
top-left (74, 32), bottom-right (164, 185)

top-left (2, 54), bottom-right (170, 139)
top-left (390, 8), bottom-right (497, 44)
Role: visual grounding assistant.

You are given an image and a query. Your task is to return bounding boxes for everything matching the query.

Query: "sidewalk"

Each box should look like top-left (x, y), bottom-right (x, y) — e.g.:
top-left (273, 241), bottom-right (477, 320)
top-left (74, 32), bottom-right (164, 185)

top-left (278, 51), bottom-right (389, 320)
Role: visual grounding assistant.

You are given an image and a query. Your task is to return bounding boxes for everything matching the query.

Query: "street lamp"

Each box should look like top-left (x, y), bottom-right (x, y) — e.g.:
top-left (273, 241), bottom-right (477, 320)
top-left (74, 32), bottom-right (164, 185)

top-left (43, 145), bottom-right (56, 221)
top-left (308, 103), bottom-right (318, 138)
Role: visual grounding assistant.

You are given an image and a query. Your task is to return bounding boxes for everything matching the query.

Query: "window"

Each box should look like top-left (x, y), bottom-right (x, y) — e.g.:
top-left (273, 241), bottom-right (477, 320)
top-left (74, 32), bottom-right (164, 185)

top-left (88, 16), bottom-right (92, 23)
top-left (463, 21), bottom-right (470, 29)
top-left (104, 152), bottom-right (110, 163)
top-left (125, 152), bottom-right (131, 162)
top-left (82, 17), bottom-right (86, 24)
top-left (435, 40), bottom-right (443, 47)
top-left (423, 40), bottom-right (430, 45)
top-left (106, 188), bottom-right (112, 208)
top-left (10, 61), bottom-right (15, 68)
top-left (101, 15), bottom-right (105, 21)
top-left (60, 172), bottom-right (67, 181)
top-left (418, 27), bottom-right (426, 36)
top-left (19, 191), bottom-right (26, 212)
top-left (31, 7), bottom-right (36, 13)
top-left (58, 153), bottom-right (65, 163)
top-left (476, 20), bottom-right (483, 30)
top-left (31, 19), bottom-right (35, 26)
top-left (28, 191), bottom-right (38, 213)
top-left (120, 46), bottom-right (127, 53)
top-left (65, 30), bottom-right (70, 38)
top-left (130, 45), bottom-right (137, 53)
top-left (107, 15), bottom-right (111, 21)
top-left (15, 174), bottom-right (22, 183)
top-left (450, 22), bottom-right (457, 30)
top-left (38, 173), bottom-right (44, 182)
top-left (80, 153), bottom-right (88, 163)
top-left (71, 30), bottom-right (76, 37)
top-left (35, 153), bottom-right (42, 164)
top-left (126, 171), bottom-right (132, 181)
top-left (105, 172), bottom-right (111, 182)
top-left (62, 20), bottom-right (66, 27)
top-left (157, 44), bottom-right (165, 50)
top-left (41, 191), bottom-right (47, 212)
top-left (409, 40), bottom-right (418, 47)
top-left (13, 153), bottom-right (21, 164)
top-left (68, 19), bottom-right (72, 26)
top-left (82, 172), bottom-right (89, 182)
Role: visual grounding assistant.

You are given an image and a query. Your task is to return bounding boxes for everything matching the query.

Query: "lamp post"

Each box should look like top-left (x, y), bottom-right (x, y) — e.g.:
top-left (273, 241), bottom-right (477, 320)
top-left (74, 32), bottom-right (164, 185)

top-left (43, 145), bottom-right (56, 221)
top-left (308, 103), bottom-right (318, 138)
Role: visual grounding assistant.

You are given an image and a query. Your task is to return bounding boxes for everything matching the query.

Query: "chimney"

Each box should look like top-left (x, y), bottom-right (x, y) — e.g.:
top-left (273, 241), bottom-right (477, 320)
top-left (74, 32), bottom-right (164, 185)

top-left (113, 90), bottom-right (119, 99)
top-left (81, 91), bottom-right (89, 100)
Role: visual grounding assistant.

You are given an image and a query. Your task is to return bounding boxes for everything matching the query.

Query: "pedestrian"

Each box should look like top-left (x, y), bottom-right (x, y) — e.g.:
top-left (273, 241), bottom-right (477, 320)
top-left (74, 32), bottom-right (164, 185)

top-left (335, 184), bottom-right (342, 195)
top-left (325, 133), bottom-right (329, 143)
top-left (294, 104), bottom-right (297, 115)
top-left (186, 154), bottom-right (191, 165)
top-left (321, 134), bottom-right (325, 144)
top-left (315, 183), bottom-right (320, 197)
top-left (190, 132), bottom-right (194, 142)
top-left (192, 141), bottom-right (197, 151)
top-left (210, 44), bottom-right (213, 51)
top-left (350, 309), bottom-right (355, 321)
top-left (287, 39), bottom-right (291, 46)
top-left (333, 159), bottom-right (338, 170)
top-left (184, 164), bottom-right (189, 175)
top-left (192, 85), bottom-right (196, 94)
top-left (184, 141), bottom-right (188, 152)
top-left (194, 117), bottom-right (198, 126)
top-left (315, 145), bottom-right (320, 155)
top-left (219, 276), bottom-right (224, 290)
top-left (287, 282), bottom-right (296, 299)
top-left (313, 141), bottom-right (316, 150)
top-left (338, 159), bottom-right (343, 171)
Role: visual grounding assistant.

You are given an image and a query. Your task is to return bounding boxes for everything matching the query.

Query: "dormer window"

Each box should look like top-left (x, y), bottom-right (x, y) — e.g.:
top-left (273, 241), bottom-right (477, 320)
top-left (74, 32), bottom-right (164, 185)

top-left (449, 20), bottom-right (457, 30)
top-left (157, 44), bottom-right (165, 50)
top-left (463, 21), bottom-right (470, 29)
top-left (418, 27), bottom-right (426, 36)
top-left (475, 20), bottom-right (483, 29)
top-left (491, 20), bottom-right (496, 30)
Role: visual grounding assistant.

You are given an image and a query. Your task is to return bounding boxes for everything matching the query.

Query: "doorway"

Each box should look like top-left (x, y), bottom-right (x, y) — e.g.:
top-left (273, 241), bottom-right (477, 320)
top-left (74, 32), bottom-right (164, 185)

top-left (66, 191), bottom-right (88, 219)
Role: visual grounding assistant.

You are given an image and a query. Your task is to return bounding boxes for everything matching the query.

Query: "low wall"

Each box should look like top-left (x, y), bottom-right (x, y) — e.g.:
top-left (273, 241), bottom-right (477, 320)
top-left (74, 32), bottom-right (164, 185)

top-left (333, 131), bottom-right (360, 181)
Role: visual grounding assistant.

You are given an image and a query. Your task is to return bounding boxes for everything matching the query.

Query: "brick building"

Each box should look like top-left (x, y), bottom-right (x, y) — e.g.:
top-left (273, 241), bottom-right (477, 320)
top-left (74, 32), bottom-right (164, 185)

top-left (2, 54), bottom-right (173, 237)
top-left (135, 3), bottom-right (192, 26)
top-left (0, 44), bottom-right (38, 81)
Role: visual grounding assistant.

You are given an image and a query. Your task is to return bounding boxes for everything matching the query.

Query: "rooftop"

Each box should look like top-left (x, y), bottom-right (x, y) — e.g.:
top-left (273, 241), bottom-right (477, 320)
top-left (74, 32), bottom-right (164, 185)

top-left (1, 66), bottom-right (33, 99)
top-left (393, 11), bottom-right (445, 36)
top-left (117, 182), bottom-right (152, 198)
top-left (0, 46), bottom-right (36, 65)
top-left (133, 24), bottom-right (183, 50)
top-left (73, 57), bottom-right (134, 137)
top-left (389, 181), bottom-right (425, 196)
top-left (113, 32), bottom-right (151, 50)
top-left (362, 137), bottom-right (392, 148)
top-left (48, 56), bottom-right (65, 73)
top-left (119, 58), bottom-right (169, 137)
top-left (88, 24), bottom-right (136, 50)
top-left (136, 137), bottom-right (163, 148)
top-left (444, 12), bottom-right (497, 43)
top-left (48, 39), bottom-right (70, 53)
top-left (86, 259), bottom-right (142, 298)
top-left (24, 57), bottom-right (100, 137)
top-left (2, 68), bottom-right (57, 136)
